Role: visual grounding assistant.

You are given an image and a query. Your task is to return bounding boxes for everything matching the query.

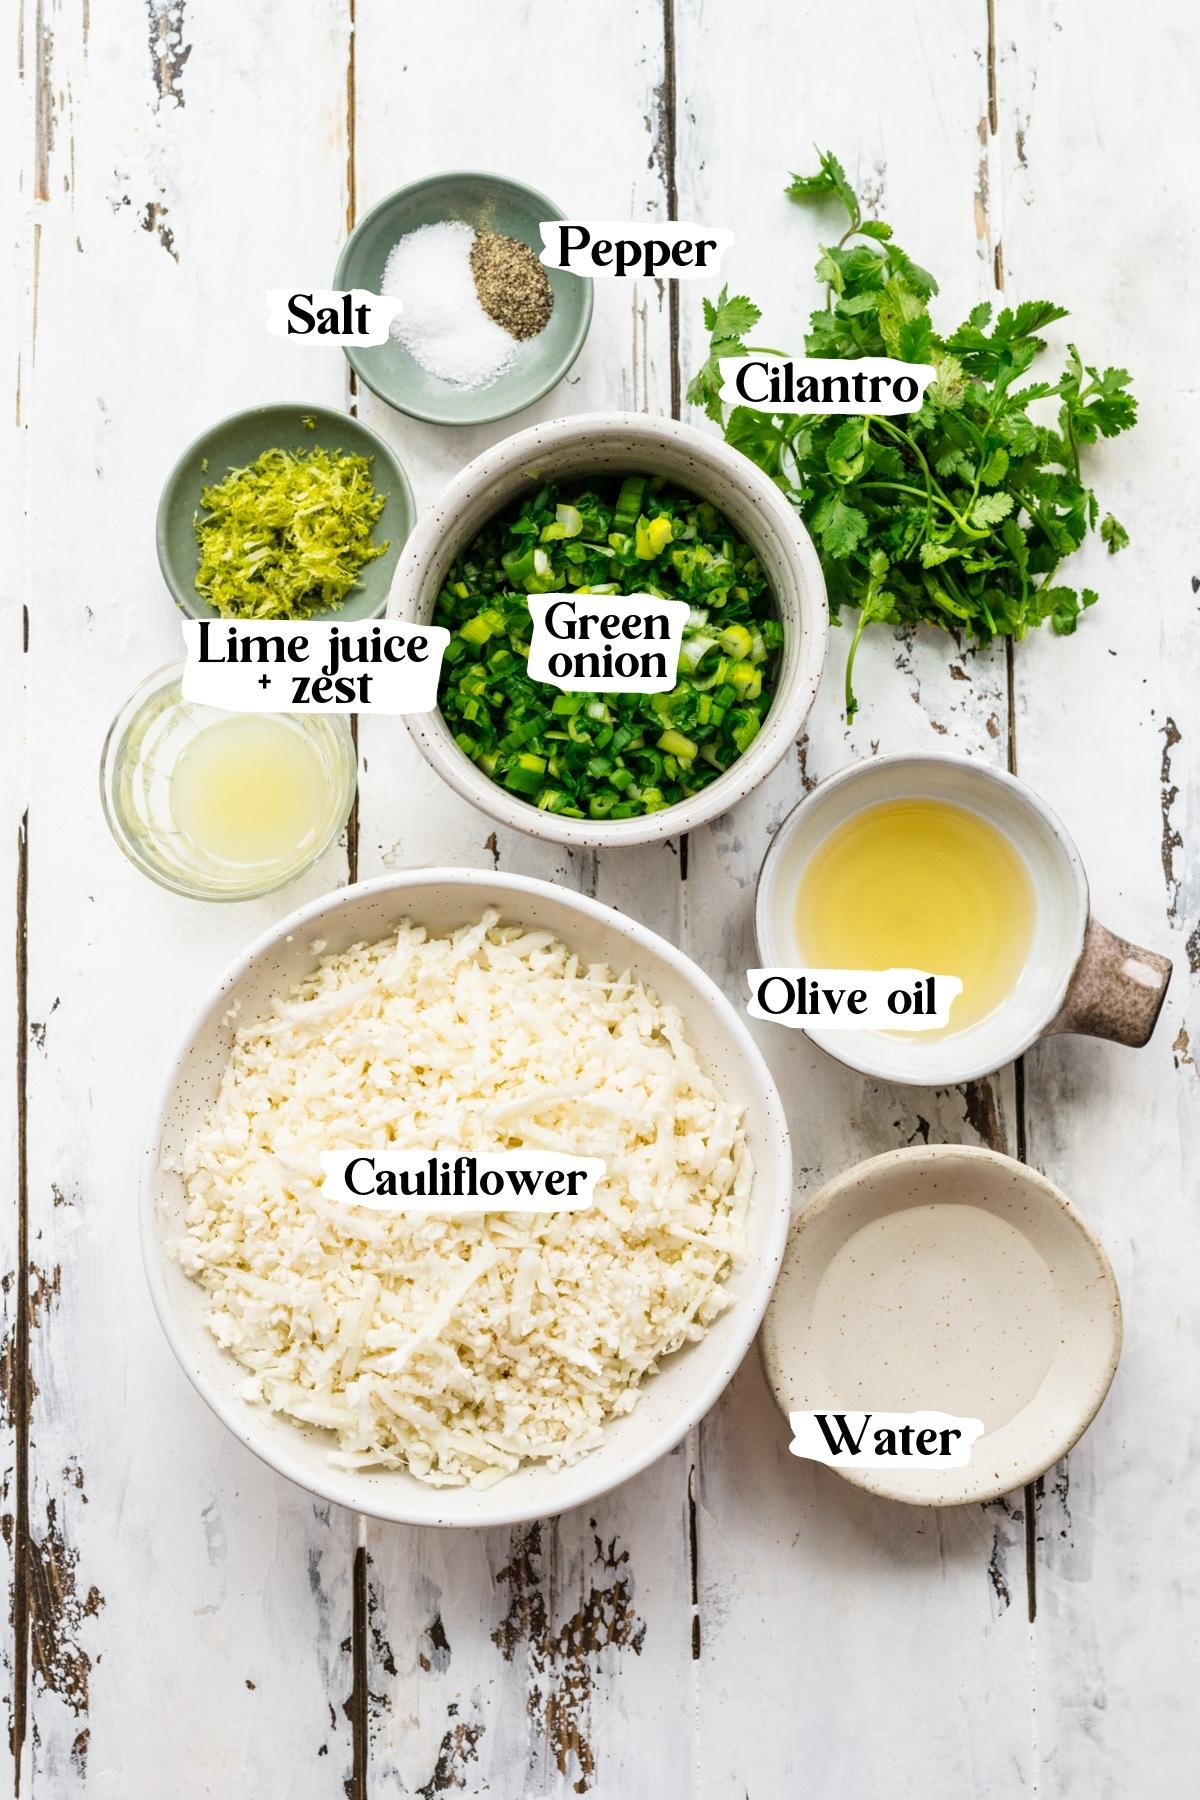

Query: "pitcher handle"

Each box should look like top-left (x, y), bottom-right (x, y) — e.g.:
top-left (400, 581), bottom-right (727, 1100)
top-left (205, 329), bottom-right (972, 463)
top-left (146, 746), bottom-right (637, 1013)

top-left (1045, 918), bottom-right (1172, 1047)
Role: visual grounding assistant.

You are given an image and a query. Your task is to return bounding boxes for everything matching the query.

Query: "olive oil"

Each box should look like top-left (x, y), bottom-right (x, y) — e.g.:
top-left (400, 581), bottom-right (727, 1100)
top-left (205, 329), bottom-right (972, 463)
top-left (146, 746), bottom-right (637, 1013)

top-left (794, 799), bottom-right (1035, 1032)
top-left (171, 716), bottom-right (330, 870)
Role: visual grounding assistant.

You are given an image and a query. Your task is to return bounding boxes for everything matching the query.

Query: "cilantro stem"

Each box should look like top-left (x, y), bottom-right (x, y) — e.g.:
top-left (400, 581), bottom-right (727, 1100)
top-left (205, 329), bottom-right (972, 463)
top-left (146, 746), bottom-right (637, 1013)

top-left (857, 480), bottom-right (987, 538)
top-left (843, 605), bottom-right (869, 719)
top-left (871, 417), bottom-right (987, 536)
top-left (822, 221), bottom-right (863, 311)
top-left (937, 566), bottom-right (976, 618)
top-left (1011, 489), bottom-right (1059, 549)
top-left (953, 413), bottom-right (988, 452)
top-left (1063, 410), bottom-right (1082, 482)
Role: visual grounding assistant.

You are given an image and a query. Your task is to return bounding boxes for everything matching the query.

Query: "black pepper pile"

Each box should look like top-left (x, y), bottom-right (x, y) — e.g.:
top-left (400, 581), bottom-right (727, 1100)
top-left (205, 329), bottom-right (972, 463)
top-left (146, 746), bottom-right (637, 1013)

top-left (469, 231), bottom-right (554, 340)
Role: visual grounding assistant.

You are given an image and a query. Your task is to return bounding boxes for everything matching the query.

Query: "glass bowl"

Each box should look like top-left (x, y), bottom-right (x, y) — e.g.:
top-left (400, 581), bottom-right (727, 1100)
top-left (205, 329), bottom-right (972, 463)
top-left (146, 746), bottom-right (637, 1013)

top-left (100, 661), bottom-right (357, 901)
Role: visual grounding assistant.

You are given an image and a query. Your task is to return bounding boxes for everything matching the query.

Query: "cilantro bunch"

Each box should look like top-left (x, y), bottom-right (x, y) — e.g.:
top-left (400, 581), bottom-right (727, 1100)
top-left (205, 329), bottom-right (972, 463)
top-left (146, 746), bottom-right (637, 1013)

top-left (688, 150), bottom-right (1136, 718)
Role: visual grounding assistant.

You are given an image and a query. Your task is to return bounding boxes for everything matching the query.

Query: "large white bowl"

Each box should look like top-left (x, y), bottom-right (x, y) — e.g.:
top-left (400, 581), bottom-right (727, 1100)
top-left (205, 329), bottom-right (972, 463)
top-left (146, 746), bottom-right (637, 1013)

top-left (388, 412), bottom-right (828, 847)
top-left (142, 870), bottom-right (793, 1527)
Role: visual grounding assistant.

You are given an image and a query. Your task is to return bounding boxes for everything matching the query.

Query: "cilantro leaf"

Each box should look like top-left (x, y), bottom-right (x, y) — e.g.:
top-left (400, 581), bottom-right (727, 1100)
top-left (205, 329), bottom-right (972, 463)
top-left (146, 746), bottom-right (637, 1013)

top-left (686, 287), bottom-right (763, 422)
top-left (978, 446), bottom-right (1010, 485)
top-left (1101, 513), bottom-right (1130, 554)
top-left (927, 352), bottom-right (966, 410)
top-left (812, 493), bottom-right (869, 558)
top-left (786, 149), bottom-right (861, 233)
top-left (996, 300), bottom-right (1070, 341)
top-left (703, 290), bottom-right (762, 338)
top-left (1074, 364), bottom-right (1137, 440)
top-left (935, 446), bottom-right (972, 479)
top-left (826, 417), bottom-right (870, 483)
top-left (971, 492), bottom-right (1015, 528)
top-left (885, 243), bottom-right (938, 300)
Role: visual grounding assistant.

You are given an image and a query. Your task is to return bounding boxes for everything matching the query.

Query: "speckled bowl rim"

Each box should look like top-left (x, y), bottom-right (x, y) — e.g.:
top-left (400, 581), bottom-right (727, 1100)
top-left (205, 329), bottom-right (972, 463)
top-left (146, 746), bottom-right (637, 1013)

top-left (155, 401), bottom-right (416, 621)
top-left (332, 172), bottom-right (594, 426)
top-left (760, 1144), bottom-right (1122, 1506)
top-left (390, 411), bottom-right (829, 847)
top-left (753, 751), bottom-right (1091, 1086)
top-left (140, 868), bottom-right (794, 1527)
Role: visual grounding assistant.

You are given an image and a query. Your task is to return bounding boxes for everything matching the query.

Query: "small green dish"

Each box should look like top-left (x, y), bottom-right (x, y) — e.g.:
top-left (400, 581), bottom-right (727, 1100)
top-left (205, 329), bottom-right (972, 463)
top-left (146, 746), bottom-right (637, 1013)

top-left (156, 402), bottom-right (414, 621)
top-left (333, 172), bottom-right (593, 427)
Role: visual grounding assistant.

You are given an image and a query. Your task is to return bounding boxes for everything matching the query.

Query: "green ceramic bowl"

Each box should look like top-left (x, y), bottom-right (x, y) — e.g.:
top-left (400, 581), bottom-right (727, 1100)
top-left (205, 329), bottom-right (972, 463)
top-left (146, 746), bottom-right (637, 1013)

top-left (156, 402), bottom-right (414, 621)
top-left (333, 172), bottom-right (593, 426)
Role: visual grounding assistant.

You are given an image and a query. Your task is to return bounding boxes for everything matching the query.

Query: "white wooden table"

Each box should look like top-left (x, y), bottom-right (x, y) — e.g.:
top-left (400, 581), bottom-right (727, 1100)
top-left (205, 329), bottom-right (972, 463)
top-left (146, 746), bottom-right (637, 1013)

top-left (7, 2), bottom-right (1198, 1793)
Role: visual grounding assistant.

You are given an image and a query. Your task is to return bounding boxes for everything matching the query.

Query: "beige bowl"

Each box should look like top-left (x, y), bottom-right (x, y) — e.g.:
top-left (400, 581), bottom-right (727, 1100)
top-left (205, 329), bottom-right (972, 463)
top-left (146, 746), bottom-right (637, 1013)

top-left (388, 411), bottom-right (828, 847)
top-left (760, 1145), bottom-right (1121, 1505)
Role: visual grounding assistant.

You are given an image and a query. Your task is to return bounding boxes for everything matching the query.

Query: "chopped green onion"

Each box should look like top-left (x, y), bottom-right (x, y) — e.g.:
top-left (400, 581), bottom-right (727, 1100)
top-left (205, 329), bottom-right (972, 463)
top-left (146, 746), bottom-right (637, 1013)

top-left (433, 477), bottom-right (779, 821)
top-left (658, 729), bottom-right (698, 764)
top-left (613, 476), bottom-right (647, 531)
top-left (504, 753), bottom-right (548, 795)
top-left (719, 622), bottom-right (754, 659)
top-left (635, 515), bottom-right (674, 559)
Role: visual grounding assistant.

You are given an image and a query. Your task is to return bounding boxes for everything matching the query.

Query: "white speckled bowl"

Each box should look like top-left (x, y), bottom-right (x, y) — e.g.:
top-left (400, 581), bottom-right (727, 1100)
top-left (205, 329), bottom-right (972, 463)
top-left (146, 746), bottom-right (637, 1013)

top-left (142, 869), bottom-right (793, 1528)
top-left (388, 412), bottom-right (828, 847)
top-left (761, 1145), bottom-right (1122, 1506)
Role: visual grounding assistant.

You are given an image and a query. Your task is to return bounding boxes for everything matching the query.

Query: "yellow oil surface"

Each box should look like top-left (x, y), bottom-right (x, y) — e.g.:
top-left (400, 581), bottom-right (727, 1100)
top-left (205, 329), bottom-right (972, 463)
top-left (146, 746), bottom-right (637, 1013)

top-left (794, 798), bottom-right (1035, 1032)
top-left (171, 716), bottom-right (328, 868)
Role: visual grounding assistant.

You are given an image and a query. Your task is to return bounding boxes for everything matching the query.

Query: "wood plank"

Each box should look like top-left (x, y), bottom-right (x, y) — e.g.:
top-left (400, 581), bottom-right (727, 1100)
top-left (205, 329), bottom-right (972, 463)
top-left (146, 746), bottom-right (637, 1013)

top-left (995, 2), bottom-right (1200, 1792)
top-left (348, 3), bottom-right (696, 1792)
top-left (673, 1), bottom-right (1035, 1791)
top-left (4, 0), bottom-right (33, 1765)
top-left (15, 0), bottom-right (357, 1790)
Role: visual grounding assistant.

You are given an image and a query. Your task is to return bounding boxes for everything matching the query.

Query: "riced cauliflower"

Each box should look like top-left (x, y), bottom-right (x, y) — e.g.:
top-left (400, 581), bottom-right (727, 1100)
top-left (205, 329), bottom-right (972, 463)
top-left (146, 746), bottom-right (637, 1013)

top-left (175, 909), bottom-right (750, 1487)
